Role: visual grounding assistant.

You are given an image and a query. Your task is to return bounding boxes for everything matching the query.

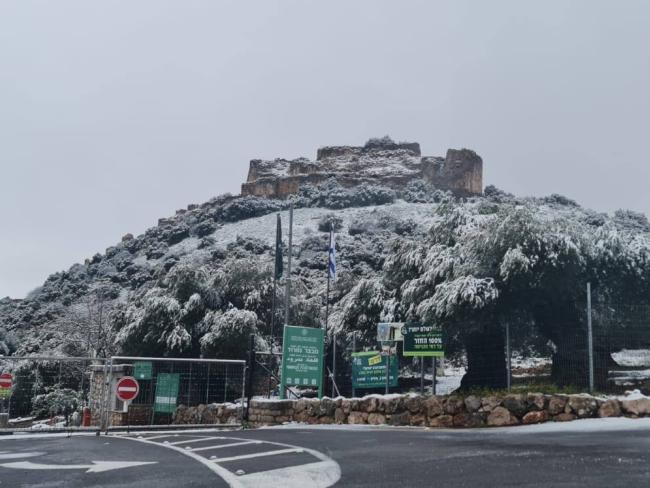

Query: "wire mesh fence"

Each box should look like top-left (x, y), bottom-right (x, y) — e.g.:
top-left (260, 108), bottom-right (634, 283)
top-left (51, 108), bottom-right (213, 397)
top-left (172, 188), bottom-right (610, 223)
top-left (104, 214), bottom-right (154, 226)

top-left (0, 356), bottom-right (107, 431)
top-left (105, 357), bottom-right (246, 429)
top-left (0, 355), bottom-right (246, 432)
top-left (252, 286), bottom-right (650, 400)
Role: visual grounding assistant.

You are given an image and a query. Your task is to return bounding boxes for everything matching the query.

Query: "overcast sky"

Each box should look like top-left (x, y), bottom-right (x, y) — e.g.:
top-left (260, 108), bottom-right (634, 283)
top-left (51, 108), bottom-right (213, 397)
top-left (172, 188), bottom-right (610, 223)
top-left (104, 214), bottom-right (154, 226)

top-left (1, 1), bottom-right (649, 299)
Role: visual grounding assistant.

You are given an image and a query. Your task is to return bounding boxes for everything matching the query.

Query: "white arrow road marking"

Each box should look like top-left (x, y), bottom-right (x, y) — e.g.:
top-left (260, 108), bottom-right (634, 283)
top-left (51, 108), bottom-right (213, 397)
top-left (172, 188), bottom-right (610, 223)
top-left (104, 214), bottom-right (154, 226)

top-left (0, 460), bottom-right (157, 473)
top-left (0, 452), bottom-right (45, 460)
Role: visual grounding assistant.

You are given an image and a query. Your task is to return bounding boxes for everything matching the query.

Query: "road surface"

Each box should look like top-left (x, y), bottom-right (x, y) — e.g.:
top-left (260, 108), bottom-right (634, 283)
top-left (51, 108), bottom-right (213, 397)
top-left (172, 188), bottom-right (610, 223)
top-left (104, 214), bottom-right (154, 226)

top-left (2, 419), bottom-right (650, 487)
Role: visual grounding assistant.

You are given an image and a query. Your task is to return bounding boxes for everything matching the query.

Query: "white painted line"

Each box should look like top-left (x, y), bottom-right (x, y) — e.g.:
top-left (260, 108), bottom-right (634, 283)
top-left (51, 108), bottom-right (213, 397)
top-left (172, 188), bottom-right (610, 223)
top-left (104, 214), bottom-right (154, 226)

top-left (0, 460), bottom-right (157, 473)
top-left (237, 460), bottom-right (341, 488)
top-left (190, 441), bottom-right (260, 452)
top-left (0, 452), bottom-right (45, 460)
top-left (213, 448), bottom-right (302, 463)
top-left (139, 434), bottom-right (193, 441)
top-left (119, 434), bottom-right (341, 487)
top-left (121, 436), bottom-right (246, 487)
top-left (169, 437), bottom-right (224, 446)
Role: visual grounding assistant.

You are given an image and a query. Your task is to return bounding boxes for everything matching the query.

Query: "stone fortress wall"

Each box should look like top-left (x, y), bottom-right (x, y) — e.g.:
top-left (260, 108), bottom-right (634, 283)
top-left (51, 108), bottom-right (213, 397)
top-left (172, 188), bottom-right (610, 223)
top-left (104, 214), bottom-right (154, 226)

top-left (241, 137), bottom-right (483, 199)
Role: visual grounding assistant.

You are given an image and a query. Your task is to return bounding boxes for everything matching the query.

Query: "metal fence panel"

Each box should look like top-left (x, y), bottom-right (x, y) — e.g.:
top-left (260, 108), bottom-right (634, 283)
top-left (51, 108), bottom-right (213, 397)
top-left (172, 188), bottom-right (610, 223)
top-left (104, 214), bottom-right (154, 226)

top-left (106, 356), bottom-right (246, 430)
top-left (0, 356), bottom-right (107, 432)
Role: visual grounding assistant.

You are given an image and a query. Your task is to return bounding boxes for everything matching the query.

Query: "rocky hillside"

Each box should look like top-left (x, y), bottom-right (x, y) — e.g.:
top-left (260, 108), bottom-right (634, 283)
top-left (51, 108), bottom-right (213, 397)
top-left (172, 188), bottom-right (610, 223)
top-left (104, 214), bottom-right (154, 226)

top-left (2, 138), bottom-right (650, 392)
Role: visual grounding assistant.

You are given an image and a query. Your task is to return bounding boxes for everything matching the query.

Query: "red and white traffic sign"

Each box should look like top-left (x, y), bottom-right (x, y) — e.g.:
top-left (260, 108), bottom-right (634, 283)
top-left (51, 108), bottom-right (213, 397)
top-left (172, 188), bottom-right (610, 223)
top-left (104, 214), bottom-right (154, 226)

top-left (115, 376), bottom-right (139, 402)
top-left (0, 373), bottom-right (12, 389)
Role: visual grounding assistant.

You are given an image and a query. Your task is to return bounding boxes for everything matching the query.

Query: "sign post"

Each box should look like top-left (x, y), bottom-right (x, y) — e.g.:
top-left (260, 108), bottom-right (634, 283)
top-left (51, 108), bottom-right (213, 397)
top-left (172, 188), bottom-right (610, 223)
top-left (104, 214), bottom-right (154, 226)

top-left (115, 376), bottom-right (139, 422)
top-left (154, 373), bottom-right (180, 413)
top-left (401, 322), bottom-right (444, 394)
top-left (133, 361), bottom-right (153, 380)
top-left (352, 351), bottom-right (398, 389)
top-left (280, 325), bottom-right (324, 399)
top-left (402, 323), bottom-right (444, 357)
top-left (0, 373), bottom-right (12, 390)
top-left (0, 373), bottom-right (13, 420)
top-left (377, 323), bottom-right (402, 394)
top-left (116, 376), bottom-right (139, 411)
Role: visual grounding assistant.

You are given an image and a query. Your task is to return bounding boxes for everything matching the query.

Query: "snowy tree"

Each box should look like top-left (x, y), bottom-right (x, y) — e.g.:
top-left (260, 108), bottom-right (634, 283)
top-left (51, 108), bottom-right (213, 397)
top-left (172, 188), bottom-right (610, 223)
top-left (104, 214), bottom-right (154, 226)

top-left (200, 308), bottom-right (265, 359)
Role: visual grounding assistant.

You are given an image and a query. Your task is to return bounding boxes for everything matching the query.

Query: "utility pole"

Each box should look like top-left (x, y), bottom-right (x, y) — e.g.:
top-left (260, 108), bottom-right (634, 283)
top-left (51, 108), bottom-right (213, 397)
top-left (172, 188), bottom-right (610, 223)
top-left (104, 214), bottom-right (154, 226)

top-left (284, 204), bottom-right (293, 327)
top-left (587, 283), bottom-right (594, 393)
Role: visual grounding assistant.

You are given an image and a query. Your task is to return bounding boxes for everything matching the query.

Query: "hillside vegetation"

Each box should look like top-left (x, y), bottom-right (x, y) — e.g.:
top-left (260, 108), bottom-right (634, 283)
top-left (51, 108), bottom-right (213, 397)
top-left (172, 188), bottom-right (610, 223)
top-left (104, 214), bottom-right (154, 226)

top-left (2, 180), bottom-right (649, 390)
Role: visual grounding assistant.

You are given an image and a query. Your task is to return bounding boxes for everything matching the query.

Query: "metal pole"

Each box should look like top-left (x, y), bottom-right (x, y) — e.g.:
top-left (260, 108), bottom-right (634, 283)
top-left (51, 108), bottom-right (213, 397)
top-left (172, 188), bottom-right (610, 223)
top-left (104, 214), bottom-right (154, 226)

top-left (420, 358), bottom-right (424, 395)
top-left (245, 334), bottom-right (255, 420)
top-left (587, 283), bottom-right (594, 393)
top-left (205, 363), bottom-right (210, 404)
top-left (284, 204), bottom-right (293, 327)
top-left (101, 358), bottom-right (113, 434)
top-left (385, 349), bottom-right (390, 395)
top-left (505, 323), bottom-right (511, 391)
top-left (351, 334), bottom-right (357, 398)
top-left (432, 357), bottom-right (437, 395)
top-left (268, 275), bottom-right (278, 398)
top-left (332, 334), bottom-right (337, 397)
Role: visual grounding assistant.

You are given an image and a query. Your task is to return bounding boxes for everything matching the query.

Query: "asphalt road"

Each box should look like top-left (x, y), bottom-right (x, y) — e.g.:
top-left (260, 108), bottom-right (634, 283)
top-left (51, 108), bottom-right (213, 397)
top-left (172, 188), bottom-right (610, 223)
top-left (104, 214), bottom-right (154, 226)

top-left (2, 421), bottom-right (650, 487)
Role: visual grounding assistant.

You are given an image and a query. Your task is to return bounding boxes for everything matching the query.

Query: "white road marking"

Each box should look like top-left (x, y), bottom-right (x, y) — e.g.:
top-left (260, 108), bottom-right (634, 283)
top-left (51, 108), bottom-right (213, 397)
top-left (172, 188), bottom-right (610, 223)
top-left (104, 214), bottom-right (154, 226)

top-left (169, 436), bottom-right (224, 445)
top-left (0, 452), bottom-right (45, 460)
top-left (237, 460), bottom-right (341, 488)
top-left (0, 460), bottom-right (157, 473)
top-left (120, 433), bottom-right (341, 488)
top-left (214, 448), bottom-right (303, 463)
top-left (191, 441), bottom-right (261, 452)
top-left (140, 434), bottom-right (188, 441)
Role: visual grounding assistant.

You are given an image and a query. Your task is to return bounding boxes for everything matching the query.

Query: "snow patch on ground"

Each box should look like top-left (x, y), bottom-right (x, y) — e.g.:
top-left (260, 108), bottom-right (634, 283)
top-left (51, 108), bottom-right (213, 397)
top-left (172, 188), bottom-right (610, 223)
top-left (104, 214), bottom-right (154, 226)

top-left (498, 417), bottom-right (650, 434)
top-left (617, 389), bottom-right (650, 401)
top-left (209, 201), bottom-right (437, 249)
top-left (612, 349), bottom-right (650, 367)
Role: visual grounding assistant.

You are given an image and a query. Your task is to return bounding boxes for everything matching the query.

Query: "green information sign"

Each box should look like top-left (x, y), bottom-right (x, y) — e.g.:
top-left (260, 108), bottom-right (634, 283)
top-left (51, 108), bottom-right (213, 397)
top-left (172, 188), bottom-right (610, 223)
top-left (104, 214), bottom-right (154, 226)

top-left (352, 351), bottom-right (398, 389)
top-left (133, 361), bottom-right (153, 380)
top-left (402, 323), bottom-right (444, 357)
top-left (154, 373), bottom-right (180, 413)
top-left (280, 325), bottom-right (324, 398)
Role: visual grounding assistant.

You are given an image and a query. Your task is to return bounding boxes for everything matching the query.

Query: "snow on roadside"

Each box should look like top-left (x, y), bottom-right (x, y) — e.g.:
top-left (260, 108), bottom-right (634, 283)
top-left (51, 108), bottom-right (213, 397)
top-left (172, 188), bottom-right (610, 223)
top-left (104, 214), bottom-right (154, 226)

top-left (497, 417), bottom-right (650, 434)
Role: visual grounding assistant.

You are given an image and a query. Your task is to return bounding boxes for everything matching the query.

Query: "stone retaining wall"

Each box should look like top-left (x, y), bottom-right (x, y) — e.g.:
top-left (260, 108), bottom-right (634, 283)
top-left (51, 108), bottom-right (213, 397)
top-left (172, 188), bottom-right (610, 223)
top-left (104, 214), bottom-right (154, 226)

top-left (174, 392), bottom-right (650, 429)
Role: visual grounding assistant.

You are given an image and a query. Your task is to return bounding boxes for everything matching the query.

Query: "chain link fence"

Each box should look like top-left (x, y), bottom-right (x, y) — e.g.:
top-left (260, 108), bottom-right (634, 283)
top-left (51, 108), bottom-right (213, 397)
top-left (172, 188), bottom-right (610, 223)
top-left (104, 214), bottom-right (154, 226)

top-left (0, 355), bottom-right (245, 432)
top-left (250, 285), bottom-right (650, 400)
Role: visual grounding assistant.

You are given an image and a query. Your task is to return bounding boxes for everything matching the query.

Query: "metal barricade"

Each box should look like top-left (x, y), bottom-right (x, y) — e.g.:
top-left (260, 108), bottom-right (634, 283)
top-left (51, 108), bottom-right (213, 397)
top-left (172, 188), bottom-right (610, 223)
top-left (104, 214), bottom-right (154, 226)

top-left (105, 356), bottom-right (246, 430)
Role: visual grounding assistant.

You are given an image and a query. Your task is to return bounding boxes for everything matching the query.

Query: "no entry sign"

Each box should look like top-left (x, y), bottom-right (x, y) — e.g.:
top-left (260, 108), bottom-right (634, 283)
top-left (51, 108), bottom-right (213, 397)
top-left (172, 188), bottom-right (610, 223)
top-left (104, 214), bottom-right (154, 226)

top-left (115, 376), bottom-right (139, 402)
top-left (0, 373), bottom-right (12, 389)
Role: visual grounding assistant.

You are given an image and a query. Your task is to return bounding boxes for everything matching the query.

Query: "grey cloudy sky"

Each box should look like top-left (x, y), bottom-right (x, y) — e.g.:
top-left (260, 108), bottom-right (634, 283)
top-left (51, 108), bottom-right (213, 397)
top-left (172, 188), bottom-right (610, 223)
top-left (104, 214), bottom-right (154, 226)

top-left (1, 0), bottom-right (649, 298)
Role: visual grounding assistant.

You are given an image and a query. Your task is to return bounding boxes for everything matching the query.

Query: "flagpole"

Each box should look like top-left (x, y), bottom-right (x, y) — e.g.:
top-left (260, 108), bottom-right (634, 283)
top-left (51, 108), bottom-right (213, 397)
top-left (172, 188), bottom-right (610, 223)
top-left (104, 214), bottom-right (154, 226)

top-left (325, 223), bottom-right (332, 396)
top-left (269, 213), bottom-right (282, 398)
top-left (284, 204), bottom-right (293, 327)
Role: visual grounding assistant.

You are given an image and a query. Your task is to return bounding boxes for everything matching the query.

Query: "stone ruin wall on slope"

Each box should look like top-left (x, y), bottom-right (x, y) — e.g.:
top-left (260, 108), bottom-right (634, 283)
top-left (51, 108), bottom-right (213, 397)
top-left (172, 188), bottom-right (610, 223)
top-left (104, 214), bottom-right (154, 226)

top-left (240, 140), bottom-right (483, 199)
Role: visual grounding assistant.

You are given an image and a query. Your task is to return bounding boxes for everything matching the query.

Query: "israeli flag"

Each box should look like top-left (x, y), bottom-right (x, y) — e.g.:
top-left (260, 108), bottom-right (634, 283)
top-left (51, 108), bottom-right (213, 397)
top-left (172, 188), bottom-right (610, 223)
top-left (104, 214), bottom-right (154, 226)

top-left (328, 229), bottom-right (337, 282)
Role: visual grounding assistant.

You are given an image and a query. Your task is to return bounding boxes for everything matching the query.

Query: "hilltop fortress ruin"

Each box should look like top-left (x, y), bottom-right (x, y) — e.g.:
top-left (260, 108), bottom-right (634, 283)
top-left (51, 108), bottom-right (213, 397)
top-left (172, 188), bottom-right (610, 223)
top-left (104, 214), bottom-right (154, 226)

top-left (241, 137), bottom-right (483, 199)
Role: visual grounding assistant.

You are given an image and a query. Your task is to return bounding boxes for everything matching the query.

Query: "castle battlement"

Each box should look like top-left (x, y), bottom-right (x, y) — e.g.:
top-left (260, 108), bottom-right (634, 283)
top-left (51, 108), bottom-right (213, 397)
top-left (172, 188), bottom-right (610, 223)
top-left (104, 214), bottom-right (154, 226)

top-left (241, 137), bottom-right (482, 199)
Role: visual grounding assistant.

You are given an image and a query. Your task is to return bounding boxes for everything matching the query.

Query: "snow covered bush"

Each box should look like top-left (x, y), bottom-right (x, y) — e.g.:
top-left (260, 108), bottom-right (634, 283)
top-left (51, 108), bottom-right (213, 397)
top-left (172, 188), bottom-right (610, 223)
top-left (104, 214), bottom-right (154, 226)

top-left (218, 196), bottom-right (282, 222)
top-left (317, 214), bottom-right (343, 232)
top-left (31, 388), bottom-right (82, 419)
top-left (199, 308), bottom-right (264, 358)
top-left (613, 209), bottom-right (650, 232)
